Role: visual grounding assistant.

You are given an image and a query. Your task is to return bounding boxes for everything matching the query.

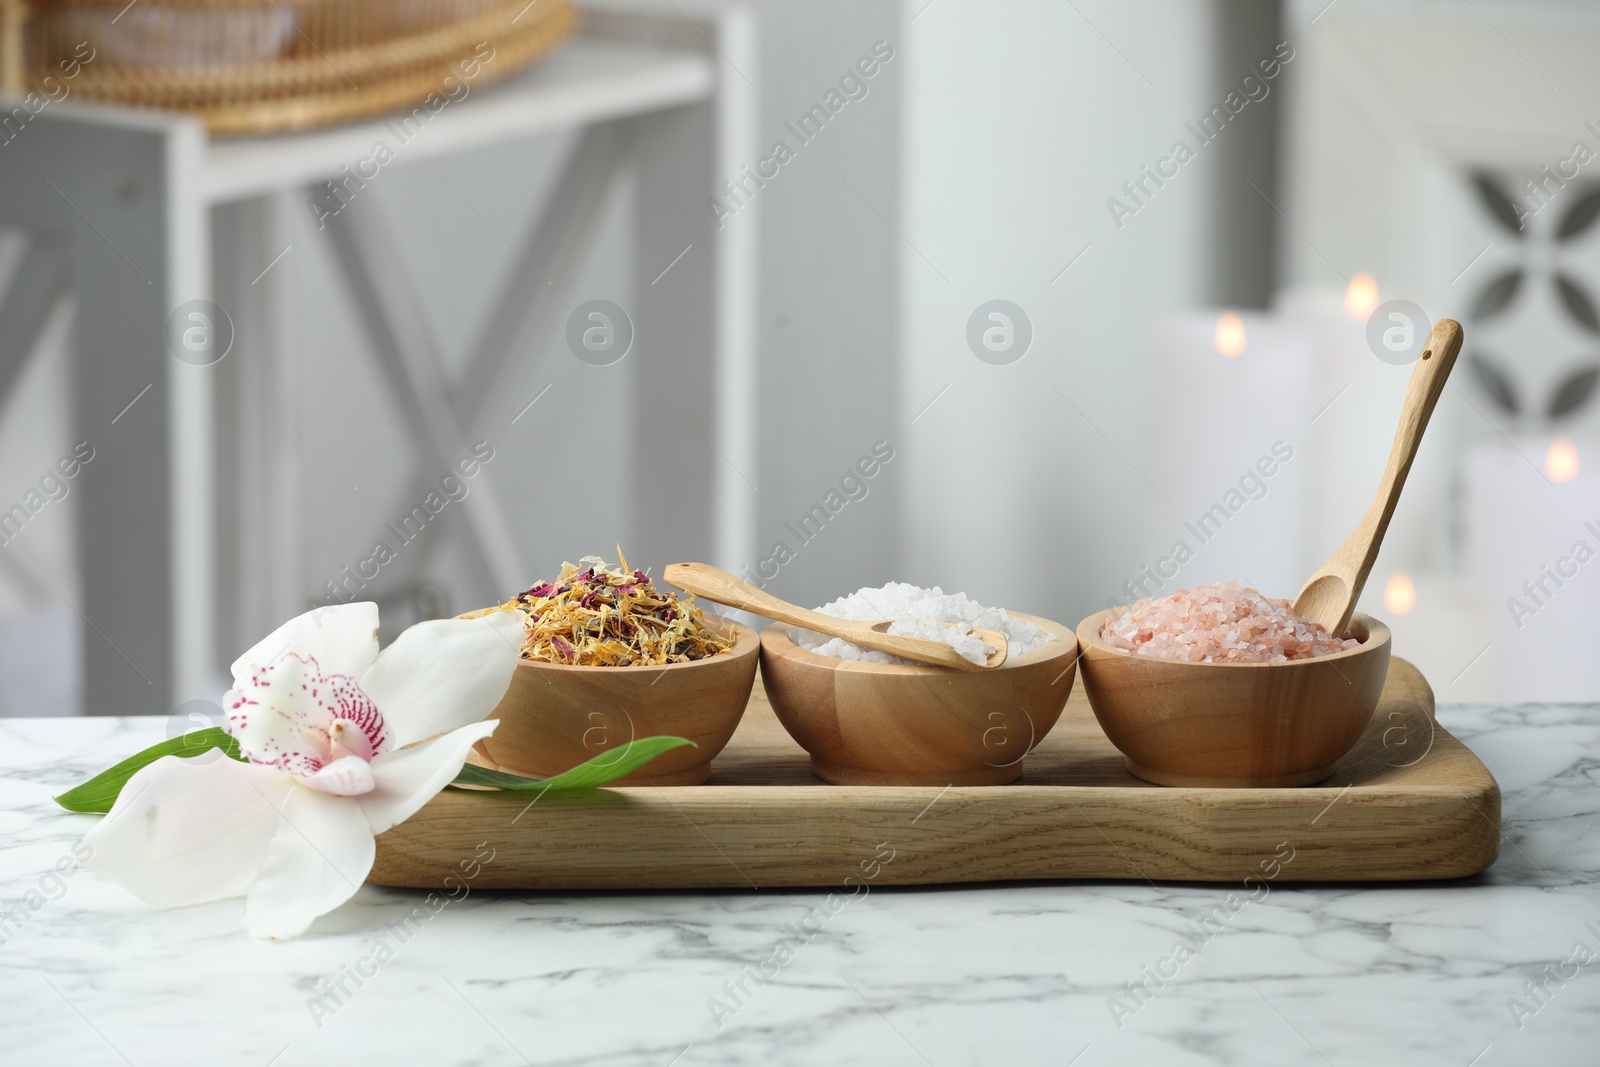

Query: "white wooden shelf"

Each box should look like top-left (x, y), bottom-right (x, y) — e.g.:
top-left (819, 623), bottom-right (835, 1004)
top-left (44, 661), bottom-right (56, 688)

top-left (204, 37), bottom-right (714, 203)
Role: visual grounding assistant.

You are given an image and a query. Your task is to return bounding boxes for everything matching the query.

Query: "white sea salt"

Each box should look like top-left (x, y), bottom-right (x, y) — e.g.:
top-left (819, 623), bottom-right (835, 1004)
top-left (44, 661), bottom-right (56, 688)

top-left (791, 582), bottom-right (1053, 667)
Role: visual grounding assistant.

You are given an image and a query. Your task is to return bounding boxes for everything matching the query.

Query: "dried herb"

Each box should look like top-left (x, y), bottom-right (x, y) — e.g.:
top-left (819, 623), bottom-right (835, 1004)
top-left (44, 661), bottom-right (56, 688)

top-left (484, 550), bottom-right (731, 666)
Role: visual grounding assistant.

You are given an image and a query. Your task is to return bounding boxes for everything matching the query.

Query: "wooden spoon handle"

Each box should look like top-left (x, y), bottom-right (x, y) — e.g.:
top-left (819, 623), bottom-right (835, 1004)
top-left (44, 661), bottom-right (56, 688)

top-left (666, 562), bottom-right (1000, 670)
top-left (664, 563), bottom-right (844, 634)
top-left (1334, 318), bottom-right (1464, 594)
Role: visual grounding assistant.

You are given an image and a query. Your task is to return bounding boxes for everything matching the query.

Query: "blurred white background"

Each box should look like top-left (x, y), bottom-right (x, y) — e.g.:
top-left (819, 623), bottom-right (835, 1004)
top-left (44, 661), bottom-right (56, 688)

top-left (0, 0), bottom-right (1597, 715)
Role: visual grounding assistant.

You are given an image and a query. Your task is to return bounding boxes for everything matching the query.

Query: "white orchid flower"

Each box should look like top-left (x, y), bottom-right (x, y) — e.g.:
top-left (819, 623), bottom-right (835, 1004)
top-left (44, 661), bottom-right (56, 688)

top-left (81, 602), bottom-right (524, 940)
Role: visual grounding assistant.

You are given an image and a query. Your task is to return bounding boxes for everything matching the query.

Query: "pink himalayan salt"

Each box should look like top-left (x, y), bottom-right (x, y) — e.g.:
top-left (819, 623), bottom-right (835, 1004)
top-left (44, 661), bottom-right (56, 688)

top-left (1100, 580), bottom-right (1359, 664)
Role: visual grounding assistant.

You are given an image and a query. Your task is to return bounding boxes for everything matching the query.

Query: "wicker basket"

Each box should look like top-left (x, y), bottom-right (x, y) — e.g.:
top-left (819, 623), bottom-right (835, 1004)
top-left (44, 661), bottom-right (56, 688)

top-left (0, 0), bottom-right (577, 134)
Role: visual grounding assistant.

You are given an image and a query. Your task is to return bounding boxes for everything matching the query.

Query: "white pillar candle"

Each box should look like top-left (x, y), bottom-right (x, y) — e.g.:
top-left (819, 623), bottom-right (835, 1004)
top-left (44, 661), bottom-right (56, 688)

top-left (1131, 311), bottom-right (1316, 606)
top-left (1358, 570), bottom-right (1496, 702)
top-left (1274, 281), bottom-right (1459, 585)
top-left (1464, 438), bottom-right (1600, 701)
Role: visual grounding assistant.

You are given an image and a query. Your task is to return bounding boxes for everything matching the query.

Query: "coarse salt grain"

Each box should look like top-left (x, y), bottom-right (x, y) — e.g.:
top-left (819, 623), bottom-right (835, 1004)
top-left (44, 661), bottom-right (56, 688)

top-left (1100, 580), bottom-right (1358, 664)
top-left (792, 582), bottom-right (1053, 667)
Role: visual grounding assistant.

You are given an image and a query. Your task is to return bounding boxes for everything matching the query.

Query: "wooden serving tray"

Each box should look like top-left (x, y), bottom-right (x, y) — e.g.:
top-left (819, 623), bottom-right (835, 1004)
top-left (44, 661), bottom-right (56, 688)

top-left (369, 658), bottom-right (1501, 888)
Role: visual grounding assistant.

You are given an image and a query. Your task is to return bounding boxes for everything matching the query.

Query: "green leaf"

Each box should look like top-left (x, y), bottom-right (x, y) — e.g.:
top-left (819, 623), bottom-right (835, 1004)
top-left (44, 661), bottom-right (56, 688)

top-left (57, 730), bottom-right (694, 815)
top-left (54, 728), bottom-right (244, 814)
top-left (449, 736), bottom-right (696, 794)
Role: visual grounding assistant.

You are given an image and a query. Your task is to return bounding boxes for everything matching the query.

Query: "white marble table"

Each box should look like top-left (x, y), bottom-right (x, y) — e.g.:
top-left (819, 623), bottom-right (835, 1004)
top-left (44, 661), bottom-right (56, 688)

top-left (3, 707), bottom-right (1597, 1067)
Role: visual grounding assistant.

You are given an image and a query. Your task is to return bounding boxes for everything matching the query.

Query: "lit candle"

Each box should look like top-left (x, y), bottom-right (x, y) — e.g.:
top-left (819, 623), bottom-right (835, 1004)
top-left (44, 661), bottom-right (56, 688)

top-left (1131, 311), bottom-right (1316, 605)
top-left (1464, 438), bottom-right (1600, 700)
top-left (1360, 569), bottom-right (1496, 701)
top-left (1274, 281), bottom-right (1461, 587)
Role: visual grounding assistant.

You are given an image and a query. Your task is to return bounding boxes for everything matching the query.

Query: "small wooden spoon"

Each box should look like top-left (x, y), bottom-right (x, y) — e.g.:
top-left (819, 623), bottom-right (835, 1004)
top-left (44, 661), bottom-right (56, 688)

top-left (1294, 317), bottom-right (1464, 638)
top-left (664, 562), bottom-right (1009, 670)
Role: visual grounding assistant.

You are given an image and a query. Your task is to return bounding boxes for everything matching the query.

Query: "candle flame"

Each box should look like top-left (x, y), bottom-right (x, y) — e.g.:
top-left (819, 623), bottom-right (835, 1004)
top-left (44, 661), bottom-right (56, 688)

top-left (1545, 439), bottom-right (1580, 483)
top-left (1345, 273), bottom-right (1379, 319)
top-left (1214, 312), bottom-right (1246, 357)
top-left (1384, 573), bottom-right (1416, 616)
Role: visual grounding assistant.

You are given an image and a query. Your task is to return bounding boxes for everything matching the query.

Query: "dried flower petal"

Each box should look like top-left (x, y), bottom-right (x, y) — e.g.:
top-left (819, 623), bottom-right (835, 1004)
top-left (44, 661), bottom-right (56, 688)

top-left (482, 551), bottom-right (731, 667)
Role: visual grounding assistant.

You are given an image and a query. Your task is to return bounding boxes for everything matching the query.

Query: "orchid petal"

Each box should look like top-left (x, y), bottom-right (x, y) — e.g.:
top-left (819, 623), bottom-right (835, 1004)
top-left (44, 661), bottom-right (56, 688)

top-left (231, 602), bottom-right (379, 681)
top-left (226, 653), bottom-right (337, 774)
top-left (296, 755), bottom-right (376, 797)
top-left (81, 756), bottom-right (291, 908)
top-left (360, 720), bottom-right (498, 835)
top-left (360, 613), bottom-right (523, 747)
top-left (245, 786), bottom-right (375, 940)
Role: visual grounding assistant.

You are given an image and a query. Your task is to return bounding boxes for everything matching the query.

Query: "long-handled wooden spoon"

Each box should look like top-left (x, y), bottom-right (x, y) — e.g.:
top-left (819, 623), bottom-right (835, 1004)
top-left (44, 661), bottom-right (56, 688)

top-left (1294, 317), bottom-right (1464, 638)
top-left (665, 562), bottom-right (1009, 670)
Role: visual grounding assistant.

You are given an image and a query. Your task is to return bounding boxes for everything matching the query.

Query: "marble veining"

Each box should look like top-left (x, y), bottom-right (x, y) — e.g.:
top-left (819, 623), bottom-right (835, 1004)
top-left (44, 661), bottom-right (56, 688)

top-left (1, 705), bottom-right (1597, 1066)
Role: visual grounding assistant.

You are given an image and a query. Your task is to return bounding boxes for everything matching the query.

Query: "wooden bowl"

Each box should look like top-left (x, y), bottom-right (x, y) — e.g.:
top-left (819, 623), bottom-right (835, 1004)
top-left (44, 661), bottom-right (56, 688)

top-left (758, 614), bottom-right (1078, 786)
top-left (476, 615), bottom-right (759, 786)
top-left (1075, 609), bottom-right (1392, 788)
